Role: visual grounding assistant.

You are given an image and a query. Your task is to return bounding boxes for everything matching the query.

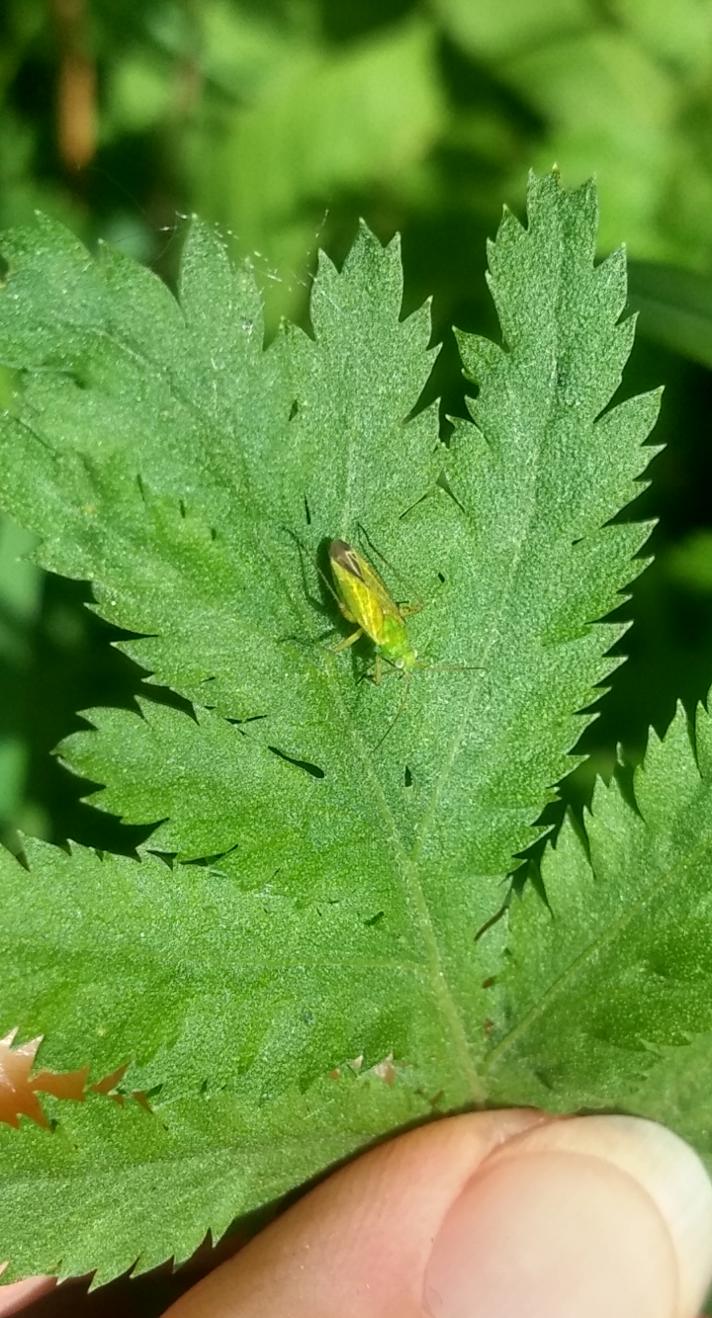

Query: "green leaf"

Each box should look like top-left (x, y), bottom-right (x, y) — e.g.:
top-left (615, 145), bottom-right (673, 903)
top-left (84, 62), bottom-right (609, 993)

top-left (438, 1), bottom-right (712, 268)
top-left (0, 516), bottom-right (40, 827)
top-left (433, 0), bottom-right (586, 61)
top-left (606, 0), bottom-right (712, 73)
top-left (0, 1081), bottom-right (425, 1285)
top-left (666, 530), bottom-right (712, 593)
top-left (484, 701), bottom-right (712, 1139)
top-left (631, 1031), bottom-right (712, 1172)
top-left (443, 174), bottom-right (659, 871)
top-left (0, 173), bottom-right (660, 1281)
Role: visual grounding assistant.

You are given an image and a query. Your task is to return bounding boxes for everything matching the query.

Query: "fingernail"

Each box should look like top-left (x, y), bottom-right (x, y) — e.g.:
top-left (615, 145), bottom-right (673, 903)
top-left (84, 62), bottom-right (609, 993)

top-left (424, 1116), bottom-right (712, 1318)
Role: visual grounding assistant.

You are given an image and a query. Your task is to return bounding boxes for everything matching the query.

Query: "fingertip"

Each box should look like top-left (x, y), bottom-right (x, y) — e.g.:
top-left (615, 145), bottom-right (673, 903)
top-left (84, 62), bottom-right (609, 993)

top-left (0, 1277), bottom-right (55, 1316)
top-left (425, 1115), bottom-right (712, 1318)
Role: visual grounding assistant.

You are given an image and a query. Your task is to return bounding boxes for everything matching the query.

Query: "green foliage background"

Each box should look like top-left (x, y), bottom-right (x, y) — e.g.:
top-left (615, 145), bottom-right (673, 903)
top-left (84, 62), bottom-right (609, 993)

top-left (1, 0), bottom-right (712, 849)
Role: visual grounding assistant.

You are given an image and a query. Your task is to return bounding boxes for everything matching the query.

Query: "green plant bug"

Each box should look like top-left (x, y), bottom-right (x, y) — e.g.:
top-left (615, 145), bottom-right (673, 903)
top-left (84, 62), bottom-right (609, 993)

top-left (328, 538), bottom-right (420, 683)
top-left (327, 538), bottom-right (482, 746)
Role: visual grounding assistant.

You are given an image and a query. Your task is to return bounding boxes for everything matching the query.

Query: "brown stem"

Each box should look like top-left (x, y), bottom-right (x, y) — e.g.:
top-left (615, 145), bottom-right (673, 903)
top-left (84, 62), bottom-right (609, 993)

top-left (50, 0), bottom-right (96, 172)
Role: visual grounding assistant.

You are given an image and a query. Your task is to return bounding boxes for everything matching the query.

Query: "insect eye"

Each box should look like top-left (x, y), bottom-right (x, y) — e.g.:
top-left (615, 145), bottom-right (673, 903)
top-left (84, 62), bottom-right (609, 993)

top-left (396, 659), bottom-right (404, 669)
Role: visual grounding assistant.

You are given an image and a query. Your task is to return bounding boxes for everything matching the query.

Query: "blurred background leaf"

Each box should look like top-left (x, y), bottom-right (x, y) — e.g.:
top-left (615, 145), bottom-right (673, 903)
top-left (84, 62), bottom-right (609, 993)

top-left (628, 260), bottom-right (712, 368)
top-left (1, 0), bottom-right (712, 849)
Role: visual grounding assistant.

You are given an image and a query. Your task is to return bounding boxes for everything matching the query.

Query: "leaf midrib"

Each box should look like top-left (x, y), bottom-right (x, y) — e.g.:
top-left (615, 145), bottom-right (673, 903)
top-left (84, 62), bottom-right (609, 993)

top-left (321, 225), bottom-right (576, 1104)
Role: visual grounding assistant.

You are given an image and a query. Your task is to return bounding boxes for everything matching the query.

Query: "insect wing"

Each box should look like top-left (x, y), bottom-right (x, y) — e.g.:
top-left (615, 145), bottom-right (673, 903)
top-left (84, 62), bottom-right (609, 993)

top-left (329, 541), bottom-right (400, 645)
top-left (356, 555), bottom-right (402, 620)
top-left (331, 555), bottom-right (386, 642)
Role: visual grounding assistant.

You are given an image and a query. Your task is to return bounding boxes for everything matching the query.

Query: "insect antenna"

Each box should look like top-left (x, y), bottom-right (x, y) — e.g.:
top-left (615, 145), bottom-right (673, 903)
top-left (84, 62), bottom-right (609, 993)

top-left (372, 671), bottom-right (413, 751)
top-left (355, 521), bottom-right (416, 596)
top-left (282, 526), bottom-right (343, 614)
top-left (372, 661), bottom-right (486, 752)
top-left (418, 661), bottom-right (486, 674)
top-left (355, 521), bottom-right (454, 617)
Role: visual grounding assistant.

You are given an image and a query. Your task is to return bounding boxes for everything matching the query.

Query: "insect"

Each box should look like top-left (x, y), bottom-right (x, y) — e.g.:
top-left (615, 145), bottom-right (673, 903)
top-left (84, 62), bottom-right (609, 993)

top-left (326, 537), bottom-right (482, 747)
top-left (284, 525), bottom-right (482, 747)
top-left (328, 538), bottom-right (420, 684)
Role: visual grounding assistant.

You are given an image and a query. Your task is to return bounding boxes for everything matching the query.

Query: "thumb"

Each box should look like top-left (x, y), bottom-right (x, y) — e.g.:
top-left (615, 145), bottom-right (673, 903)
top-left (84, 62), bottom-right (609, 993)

top-left (165, 1111), bottom-right (712, 1318)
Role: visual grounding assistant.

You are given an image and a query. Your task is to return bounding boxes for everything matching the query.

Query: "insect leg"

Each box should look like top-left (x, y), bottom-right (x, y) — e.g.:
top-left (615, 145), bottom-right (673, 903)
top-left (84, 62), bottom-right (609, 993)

top-left (331, 628), bottom-right (364, 654)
